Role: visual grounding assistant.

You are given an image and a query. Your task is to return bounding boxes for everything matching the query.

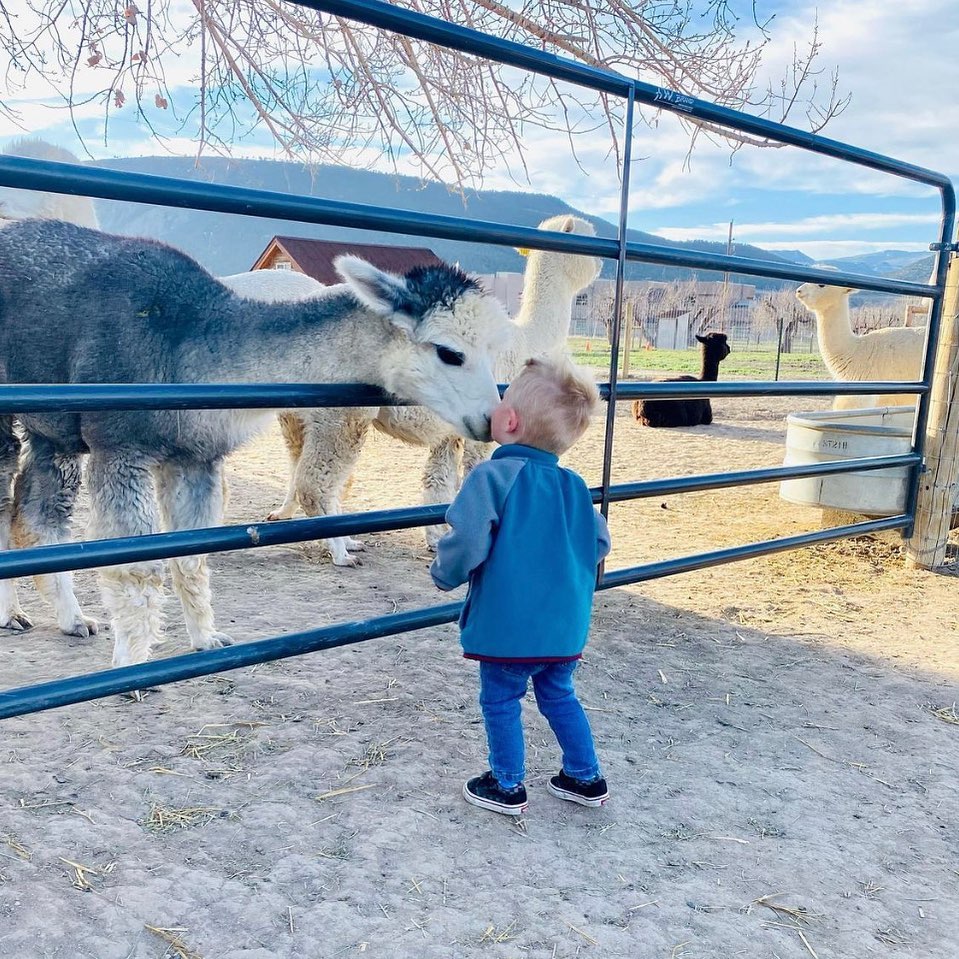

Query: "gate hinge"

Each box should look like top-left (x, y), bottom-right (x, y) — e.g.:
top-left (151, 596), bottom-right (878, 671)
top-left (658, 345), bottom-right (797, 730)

top-left (929, 241), bottom-right (959, 253)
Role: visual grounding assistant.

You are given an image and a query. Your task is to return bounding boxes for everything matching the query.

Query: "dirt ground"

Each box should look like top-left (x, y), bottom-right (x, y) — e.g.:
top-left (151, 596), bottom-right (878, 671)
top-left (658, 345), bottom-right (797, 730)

top-left (2, 391), bottom-right (958, 959)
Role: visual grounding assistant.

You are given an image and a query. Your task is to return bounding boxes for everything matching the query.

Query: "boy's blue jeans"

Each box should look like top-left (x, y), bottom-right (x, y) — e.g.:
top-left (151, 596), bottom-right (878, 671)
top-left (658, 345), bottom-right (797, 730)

top-left (478, 660), bottom-right (601, 789)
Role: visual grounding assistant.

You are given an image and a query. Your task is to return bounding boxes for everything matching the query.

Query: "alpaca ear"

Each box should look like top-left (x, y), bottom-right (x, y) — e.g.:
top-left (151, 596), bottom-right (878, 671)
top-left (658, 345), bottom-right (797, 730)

top-left (335, 255), bottom-right (417, 331)
top-left (695, 333), bottom-right (707, 343)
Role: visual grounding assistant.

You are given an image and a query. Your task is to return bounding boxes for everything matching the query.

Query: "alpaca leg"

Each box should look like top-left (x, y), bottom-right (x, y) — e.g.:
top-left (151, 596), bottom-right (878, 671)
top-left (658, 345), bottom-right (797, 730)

top-left (12, 434), bottom-right (97, 637)
top-left (422, 436), bottom-right (463, 551)
top-left (87, 453), bottom-right (166, 668)
top-left (461, 439), bottom-right (493, 479)
top-left (267, 411), bottom-right (306, 522)
top-left (154, 459), bottom-right (232, 652)
top-left (0, 420), bottom-right (30, 631)
top-left (293, 409), bottom-right (373, 567)
top-left (339, 474), bottom-right (364, 551)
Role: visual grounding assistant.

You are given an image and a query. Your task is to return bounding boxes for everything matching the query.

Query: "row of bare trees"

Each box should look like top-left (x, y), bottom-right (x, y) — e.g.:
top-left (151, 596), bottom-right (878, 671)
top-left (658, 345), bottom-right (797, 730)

top-left (588, 282), bottom-right (917, 351)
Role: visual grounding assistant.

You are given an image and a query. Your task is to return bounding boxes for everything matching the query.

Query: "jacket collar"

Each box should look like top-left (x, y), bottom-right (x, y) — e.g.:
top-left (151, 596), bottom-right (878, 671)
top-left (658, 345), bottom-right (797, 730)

top-left (491, 443), bottom-right (559, 466)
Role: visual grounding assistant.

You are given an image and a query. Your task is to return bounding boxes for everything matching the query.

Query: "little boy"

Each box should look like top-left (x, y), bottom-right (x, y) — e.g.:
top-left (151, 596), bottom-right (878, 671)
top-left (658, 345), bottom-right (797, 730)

top-left (430, 356), bottom-right (611, 816)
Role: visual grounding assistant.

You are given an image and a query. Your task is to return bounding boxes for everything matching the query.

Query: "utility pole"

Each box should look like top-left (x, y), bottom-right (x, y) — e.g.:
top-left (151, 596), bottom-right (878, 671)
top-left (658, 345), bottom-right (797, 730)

top-left (720, 220), bottom-right (734, 330)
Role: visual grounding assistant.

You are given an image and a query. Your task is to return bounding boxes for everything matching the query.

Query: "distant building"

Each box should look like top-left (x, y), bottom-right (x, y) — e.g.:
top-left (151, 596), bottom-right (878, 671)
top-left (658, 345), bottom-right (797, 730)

top-left (251, 236), bottom-right (444, 283)
top-left (474, 272), bottom-right (525, 317)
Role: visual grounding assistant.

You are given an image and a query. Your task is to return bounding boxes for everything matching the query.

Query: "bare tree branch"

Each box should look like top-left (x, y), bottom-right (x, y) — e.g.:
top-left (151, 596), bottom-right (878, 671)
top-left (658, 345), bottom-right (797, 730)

top-left (0, 0), bottom-right (848, 187)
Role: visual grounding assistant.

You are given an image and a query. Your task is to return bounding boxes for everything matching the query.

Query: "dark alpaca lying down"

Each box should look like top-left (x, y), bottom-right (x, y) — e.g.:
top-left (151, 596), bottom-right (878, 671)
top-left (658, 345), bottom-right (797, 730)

top-left (631, 332), bottom-right (731, 428)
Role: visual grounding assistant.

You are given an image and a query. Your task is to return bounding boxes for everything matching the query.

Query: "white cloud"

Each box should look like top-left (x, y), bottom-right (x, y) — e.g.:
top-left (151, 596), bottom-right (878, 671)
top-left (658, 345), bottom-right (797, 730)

top-left (753, 0), bottom-right (959, 177)
top-left (0, 0), bottom-right (954, 263)
top-left (657, 211), bottom-right (941, 242)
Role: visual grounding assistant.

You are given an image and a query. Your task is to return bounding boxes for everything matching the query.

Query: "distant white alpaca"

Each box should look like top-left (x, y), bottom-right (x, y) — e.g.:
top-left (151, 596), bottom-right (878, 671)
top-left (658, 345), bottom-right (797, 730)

top-left (796, 283), bottom-right (926, 410)
top-left (260, 214), bottom-right (602, 564)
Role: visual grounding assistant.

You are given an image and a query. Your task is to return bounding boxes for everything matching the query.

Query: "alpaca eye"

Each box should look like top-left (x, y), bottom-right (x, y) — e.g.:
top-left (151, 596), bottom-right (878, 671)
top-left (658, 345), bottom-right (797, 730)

top-left (435, 345), bottom-right (465, 366)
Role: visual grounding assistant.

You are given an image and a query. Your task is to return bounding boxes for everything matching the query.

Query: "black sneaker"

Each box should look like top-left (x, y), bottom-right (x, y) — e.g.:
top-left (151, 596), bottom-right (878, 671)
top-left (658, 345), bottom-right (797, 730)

top-left (547, 771), bottom-right (609, 807)
top-left (463, 771), bottom-right (528, 816)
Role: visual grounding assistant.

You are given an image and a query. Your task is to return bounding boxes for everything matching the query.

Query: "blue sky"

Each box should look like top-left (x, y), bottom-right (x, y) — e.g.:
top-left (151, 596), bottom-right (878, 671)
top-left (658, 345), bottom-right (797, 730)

top-left (1, 0), bottom-right (956, 261)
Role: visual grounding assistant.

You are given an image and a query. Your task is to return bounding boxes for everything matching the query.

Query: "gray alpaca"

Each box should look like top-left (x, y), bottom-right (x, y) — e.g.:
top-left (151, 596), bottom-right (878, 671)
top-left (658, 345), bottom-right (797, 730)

top-left (0, 219), bottom-right (507, 667)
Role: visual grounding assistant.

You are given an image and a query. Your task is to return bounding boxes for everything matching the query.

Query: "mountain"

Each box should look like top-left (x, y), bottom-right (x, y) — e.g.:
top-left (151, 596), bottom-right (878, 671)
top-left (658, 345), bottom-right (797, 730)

top-left (89, 155), bottom-right (797, 287)
top-left (769, 249), bottom-right (815, 266)
top-left (818, 249), bottom-right (930, 278)
top-left (85, 156), bottom-right (930, 292)
top-left (891, 253), bottom-right (935, 284)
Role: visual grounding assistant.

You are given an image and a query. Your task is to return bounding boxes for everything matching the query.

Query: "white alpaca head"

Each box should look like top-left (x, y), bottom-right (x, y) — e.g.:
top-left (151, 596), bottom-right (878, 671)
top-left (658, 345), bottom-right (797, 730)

top-left (520, 215), bottom-right (602, 293)
top-left (795, 282), bottom-right (856, 313)
top-left (336, 255), bottom-right (509, 442)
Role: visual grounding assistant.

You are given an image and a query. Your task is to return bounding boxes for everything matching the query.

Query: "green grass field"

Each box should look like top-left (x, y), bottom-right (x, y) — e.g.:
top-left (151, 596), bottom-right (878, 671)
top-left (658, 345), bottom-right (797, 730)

top-left (567, 336), bottom-right (830, 380)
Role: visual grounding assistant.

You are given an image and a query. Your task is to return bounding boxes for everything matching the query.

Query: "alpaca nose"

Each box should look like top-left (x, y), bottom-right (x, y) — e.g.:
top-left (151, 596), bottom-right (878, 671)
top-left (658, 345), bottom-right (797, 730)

top-left (464, 414), bottom-right (492, 442)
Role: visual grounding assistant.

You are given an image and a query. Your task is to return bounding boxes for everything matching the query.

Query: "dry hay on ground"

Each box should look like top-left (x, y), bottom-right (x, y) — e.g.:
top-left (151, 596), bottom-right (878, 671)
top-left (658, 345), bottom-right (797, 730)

top-left (1, 395), bottom-right (957, 958)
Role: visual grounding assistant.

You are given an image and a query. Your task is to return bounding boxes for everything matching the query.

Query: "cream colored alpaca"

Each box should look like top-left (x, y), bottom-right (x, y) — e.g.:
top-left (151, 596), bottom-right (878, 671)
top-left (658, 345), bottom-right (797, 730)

top-left (265, 214), bottom-right (602, 563)
top-left (796, 283), bottom-right (926, 410)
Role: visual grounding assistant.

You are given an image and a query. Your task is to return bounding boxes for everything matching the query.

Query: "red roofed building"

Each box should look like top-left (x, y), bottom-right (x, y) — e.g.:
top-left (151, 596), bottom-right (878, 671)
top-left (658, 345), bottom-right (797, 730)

top-left (250, 235), bottom-right (444, 284)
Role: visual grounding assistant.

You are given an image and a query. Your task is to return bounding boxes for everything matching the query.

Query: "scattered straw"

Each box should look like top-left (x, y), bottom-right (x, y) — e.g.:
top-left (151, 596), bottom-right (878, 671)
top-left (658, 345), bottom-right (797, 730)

top-left (564, 920), bottom-right (598, 945)
top-left (144, 805), bottom-right (226, 833)
top-left (59, 858), bottom-right (99, 891)
top-left (876, 928), bottom-right (910, 945)
top-left (754, 894), bottom-right (819, 957)
top-left (2, 835), bottom-right (30, 861)
top-left (929, 704), bottom-right (959, 726)
top-left (315, 784), bottom-right (377, 802)
top-left (753, 894), bottom-right (813, 925)
top-left (350, 738), bottom-right (399, 770)
top-left (18, 797), bottom-right (73, 811)
top-left (479, 920), bottom-right (516, 943)
top-left (145, 925), bottom-right (204, 959)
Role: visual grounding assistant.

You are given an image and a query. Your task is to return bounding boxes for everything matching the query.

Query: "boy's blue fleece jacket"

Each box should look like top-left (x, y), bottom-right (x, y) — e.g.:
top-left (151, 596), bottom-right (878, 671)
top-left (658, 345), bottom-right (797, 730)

top-left (430, 444), bottom-right (611, 662)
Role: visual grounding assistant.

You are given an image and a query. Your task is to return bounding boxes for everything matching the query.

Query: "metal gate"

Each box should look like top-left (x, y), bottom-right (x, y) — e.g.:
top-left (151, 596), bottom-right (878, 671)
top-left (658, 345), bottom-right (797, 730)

top-left (0, 0), bottom-right (954, 719)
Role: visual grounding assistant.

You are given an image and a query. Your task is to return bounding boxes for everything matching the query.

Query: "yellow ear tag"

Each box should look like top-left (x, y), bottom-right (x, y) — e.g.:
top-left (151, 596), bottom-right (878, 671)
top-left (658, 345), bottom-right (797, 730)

top-left (515, 247), bottom-right (530, 257)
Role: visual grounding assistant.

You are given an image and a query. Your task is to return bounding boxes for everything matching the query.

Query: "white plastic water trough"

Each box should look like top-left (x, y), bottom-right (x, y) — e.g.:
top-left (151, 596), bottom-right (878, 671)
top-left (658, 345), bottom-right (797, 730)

top-left (780, 406), bottom-right (916, 516)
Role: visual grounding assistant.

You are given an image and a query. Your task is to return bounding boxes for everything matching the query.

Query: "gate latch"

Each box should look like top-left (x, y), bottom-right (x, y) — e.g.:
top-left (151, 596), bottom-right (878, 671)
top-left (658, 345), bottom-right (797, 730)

top-left (929, 241), bottom-right (959, 253)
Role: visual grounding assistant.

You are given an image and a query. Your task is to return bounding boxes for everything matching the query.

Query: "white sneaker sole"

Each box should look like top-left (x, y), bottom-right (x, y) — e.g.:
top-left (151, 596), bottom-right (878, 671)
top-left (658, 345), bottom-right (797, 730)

top-left (463, 783), bottom-right (528, 816)
top-left (546, 780), bottom-right (609, 807)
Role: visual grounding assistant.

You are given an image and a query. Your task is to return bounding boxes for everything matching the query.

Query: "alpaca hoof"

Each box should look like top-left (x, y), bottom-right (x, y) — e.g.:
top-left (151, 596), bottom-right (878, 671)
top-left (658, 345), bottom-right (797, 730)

top-left (344, 537), bottom-right (366, 552)
top-left (332, 553), bottom-right (361, 568)
top-left (61, 614), bottom-right (99, 639)
top-left (266, 503), bottom-right (297, 522)
top-left (194, 631), bottom-right (234, 651)
top-left (0, 609), bottom-right (33, 631)
top-left (120, 686), bottom-right (162, 703)
top-left (330, 550), bottom-right (363, 569)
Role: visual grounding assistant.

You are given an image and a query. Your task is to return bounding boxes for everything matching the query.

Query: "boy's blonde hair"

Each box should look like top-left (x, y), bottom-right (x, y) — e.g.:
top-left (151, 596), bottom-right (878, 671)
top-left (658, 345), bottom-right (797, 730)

top-left (504, 355), bottom-right (600, 455)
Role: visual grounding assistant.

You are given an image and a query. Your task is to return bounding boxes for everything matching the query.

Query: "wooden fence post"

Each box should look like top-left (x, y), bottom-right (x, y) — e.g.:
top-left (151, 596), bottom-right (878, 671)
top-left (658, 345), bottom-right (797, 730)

top-left (905, 248), bottom-right (959, 569)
